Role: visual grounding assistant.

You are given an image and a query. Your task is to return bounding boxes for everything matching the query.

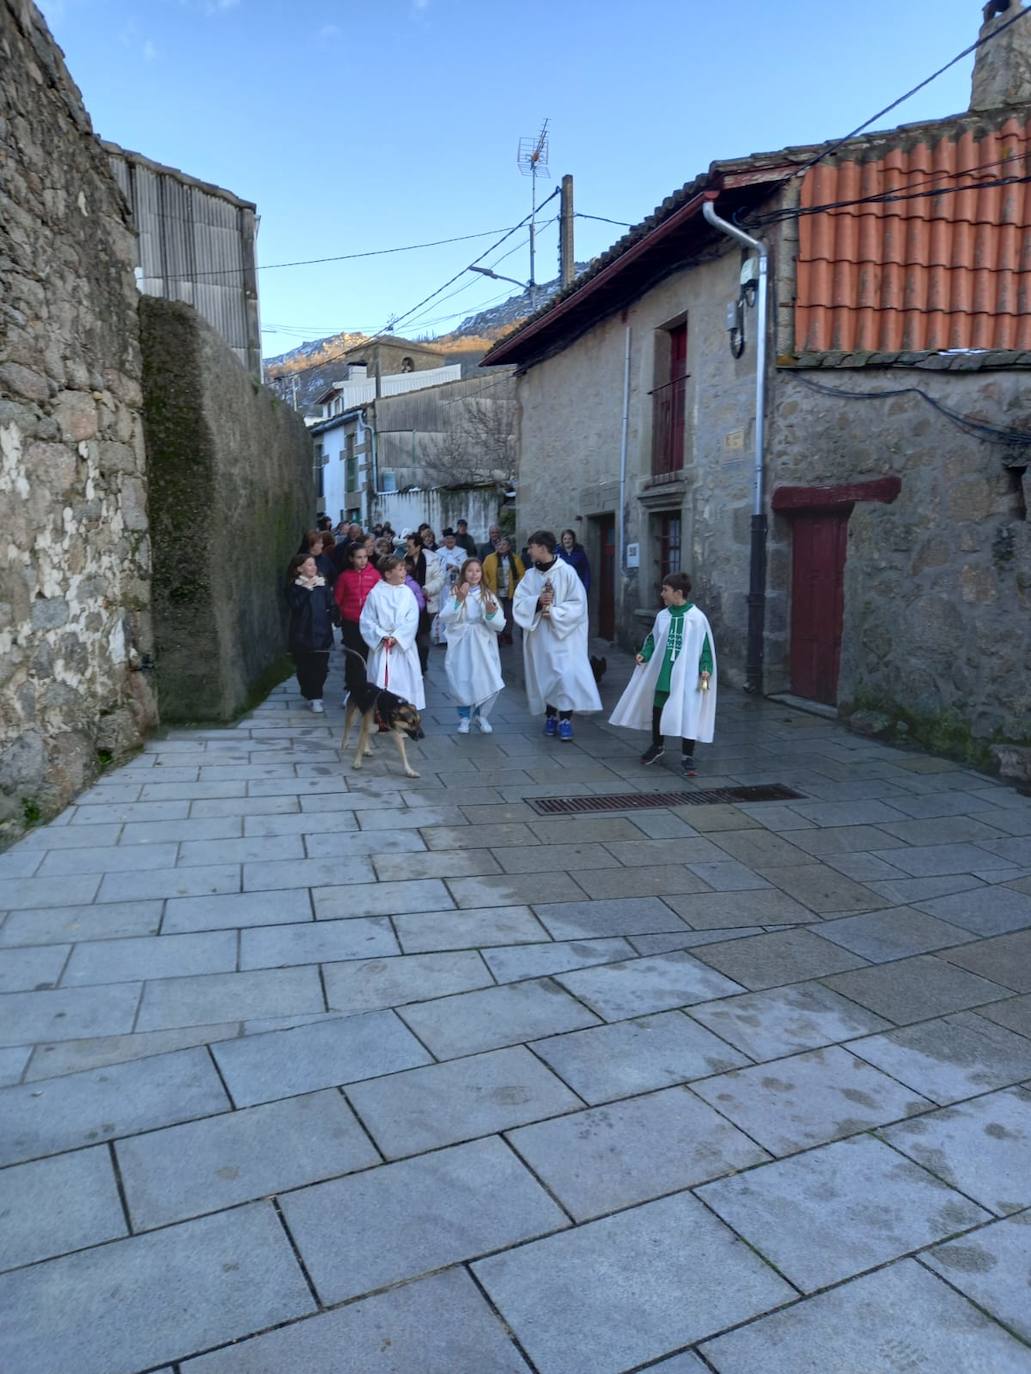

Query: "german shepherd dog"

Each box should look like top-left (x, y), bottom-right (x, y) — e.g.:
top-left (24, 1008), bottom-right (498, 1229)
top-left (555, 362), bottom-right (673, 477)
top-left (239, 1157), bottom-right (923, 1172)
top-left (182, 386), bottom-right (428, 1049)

top-left (340, 649), bottom-right (423, 779)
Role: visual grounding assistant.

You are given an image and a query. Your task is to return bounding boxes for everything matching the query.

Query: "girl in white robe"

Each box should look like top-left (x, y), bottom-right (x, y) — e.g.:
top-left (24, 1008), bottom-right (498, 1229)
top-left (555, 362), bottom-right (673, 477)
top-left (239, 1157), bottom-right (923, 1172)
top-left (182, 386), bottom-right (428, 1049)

top-left (438, 558), bottom-right (505, 734)
top-left (513, 531), bottom-right (601, 741)
top-left (359, 556), bottom-right (426, 709)
top-left (609, 571), bottom-right (716, 775)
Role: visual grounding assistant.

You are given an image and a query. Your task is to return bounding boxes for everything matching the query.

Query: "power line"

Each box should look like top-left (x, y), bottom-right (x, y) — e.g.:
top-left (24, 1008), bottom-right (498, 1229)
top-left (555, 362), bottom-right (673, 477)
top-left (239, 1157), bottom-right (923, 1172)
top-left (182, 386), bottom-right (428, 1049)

top-left (782, 3), bottom-right (1031, 187)
top-left (145, 223), bottom-right (529, 282)
top-left (752, 171), bottom-right (1031, 226)
top-left (791, 371), bottom-right (1031, 449)
top-left (576, 211), bottom-right (633, 228)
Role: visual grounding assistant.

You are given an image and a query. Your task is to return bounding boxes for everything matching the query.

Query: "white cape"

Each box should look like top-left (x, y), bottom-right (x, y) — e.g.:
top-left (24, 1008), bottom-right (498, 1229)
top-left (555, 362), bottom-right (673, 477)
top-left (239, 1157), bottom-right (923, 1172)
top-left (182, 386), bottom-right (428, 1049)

top-left (609, 605), bottom-right (717, 742)
top-left (513, 558), bottom-right (602, 715)
top-left (360, 580), bottom-right (425, 709)
top-left (438, 586), bottom-right (505, 707)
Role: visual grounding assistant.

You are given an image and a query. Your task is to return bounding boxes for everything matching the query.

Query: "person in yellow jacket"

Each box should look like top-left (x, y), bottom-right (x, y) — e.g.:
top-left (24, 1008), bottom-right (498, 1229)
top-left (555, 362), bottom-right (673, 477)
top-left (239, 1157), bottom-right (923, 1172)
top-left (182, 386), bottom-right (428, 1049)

top-left (481, 536), bottom-right (524, 646)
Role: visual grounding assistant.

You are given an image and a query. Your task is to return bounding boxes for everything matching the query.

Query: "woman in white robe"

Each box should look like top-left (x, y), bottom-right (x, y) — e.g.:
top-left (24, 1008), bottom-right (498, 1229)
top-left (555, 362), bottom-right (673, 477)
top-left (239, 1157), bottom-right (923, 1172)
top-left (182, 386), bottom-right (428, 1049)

top-left (359, 556), bottom-right (425, 709)
top-left (438, 558), bottom-right (505, 734)
top-left (513, 532), bottom-right (601, 740)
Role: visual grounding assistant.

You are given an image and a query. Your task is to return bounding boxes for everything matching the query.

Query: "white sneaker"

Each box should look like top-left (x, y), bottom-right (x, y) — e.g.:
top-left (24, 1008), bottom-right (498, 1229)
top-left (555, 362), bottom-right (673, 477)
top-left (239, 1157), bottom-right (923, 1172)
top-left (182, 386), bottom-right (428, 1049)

top-left (457, 717), bottom-right (471, 734)
top-left (476, 715), bottom-right (493, 733)
top-left (310, 700), bottom-right (325, 714)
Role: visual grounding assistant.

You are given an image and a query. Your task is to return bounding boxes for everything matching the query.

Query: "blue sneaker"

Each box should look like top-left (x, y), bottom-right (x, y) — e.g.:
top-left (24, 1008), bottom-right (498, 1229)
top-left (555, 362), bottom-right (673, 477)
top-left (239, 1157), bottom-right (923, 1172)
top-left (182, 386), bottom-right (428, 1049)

top-left (558, 719), bottom-right (574, 743)
top-left (544, 717), bottom-right (558, 738)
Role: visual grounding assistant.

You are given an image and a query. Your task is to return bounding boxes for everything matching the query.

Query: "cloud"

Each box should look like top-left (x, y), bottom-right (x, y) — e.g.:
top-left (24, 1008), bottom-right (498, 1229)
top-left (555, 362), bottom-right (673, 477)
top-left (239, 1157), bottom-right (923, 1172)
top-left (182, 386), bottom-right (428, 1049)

top-left (319, 22), bottom-right (341, 38)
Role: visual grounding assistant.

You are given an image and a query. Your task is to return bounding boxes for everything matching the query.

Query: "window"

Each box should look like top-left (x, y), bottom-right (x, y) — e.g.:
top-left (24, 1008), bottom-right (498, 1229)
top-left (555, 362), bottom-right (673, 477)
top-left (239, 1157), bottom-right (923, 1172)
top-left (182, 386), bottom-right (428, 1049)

top-left (652, 319), bottom-right (688, 476)
top-left (400, 356), bottom-right (414, 373)
top-left (655, 511), bottom-right (682, 594)
top-left (313, 444), bottom-right (324, 500)
top-left (345, 432), bottom-right (358, 493)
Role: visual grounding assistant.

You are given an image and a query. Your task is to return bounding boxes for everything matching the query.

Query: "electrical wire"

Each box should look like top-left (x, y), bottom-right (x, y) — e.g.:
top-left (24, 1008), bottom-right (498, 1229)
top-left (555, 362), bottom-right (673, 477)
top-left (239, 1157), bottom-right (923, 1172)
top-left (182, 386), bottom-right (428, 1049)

top-left (752, 170), bottom-right (1031, 226)
top-left (576, 211), bottom-right (634, 228)
top-left (791, 371), bottom-right (1031, 448)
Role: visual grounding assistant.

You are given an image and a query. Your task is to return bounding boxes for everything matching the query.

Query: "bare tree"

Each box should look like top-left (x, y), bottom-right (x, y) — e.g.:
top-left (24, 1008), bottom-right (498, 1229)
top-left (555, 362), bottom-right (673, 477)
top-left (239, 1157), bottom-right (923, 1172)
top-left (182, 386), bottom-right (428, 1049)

top-left (424, 385), bottom-right (516, 488)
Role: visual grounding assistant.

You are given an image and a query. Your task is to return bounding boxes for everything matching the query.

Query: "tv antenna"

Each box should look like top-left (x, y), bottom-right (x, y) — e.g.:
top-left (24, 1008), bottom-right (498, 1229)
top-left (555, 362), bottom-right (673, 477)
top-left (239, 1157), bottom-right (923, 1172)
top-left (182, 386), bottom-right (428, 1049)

top-left (517, 119), bottom-right (550, 309)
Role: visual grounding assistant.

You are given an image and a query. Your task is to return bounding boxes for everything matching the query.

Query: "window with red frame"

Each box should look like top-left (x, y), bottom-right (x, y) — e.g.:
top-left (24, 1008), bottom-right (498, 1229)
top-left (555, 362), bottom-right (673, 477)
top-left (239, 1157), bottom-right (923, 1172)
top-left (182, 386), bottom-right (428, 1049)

top-left (652, 320), bottom-right (688, 476)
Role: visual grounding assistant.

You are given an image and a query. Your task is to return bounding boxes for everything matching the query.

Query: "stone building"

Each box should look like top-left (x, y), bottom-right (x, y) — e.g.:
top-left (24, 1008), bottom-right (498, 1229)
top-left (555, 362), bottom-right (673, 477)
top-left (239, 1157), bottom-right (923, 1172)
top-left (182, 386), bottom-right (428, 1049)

top-left (483, 1), bottom-right (1031, 765)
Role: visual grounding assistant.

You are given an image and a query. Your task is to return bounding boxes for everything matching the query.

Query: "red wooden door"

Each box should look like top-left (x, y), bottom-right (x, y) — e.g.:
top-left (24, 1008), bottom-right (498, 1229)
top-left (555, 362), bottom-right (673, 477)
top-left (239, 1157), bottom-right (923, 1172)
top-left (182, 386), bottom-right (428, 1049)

top-left (790, 511), bottom-right (849, 704)
top-left (653, 322), bottom-right (688, 475)
top-left (598, 515), bottom-right (616, 639)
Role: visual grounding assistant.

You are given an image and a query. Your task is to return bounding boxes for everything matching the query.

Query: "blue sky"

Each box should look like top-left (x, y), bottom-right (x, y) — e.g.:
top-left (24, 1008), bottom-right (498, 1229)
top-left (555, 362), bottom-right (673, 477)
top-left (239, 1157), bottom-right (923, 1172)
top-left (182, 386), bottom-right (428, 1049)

top-left (40, 0), bottom-right (988, 359)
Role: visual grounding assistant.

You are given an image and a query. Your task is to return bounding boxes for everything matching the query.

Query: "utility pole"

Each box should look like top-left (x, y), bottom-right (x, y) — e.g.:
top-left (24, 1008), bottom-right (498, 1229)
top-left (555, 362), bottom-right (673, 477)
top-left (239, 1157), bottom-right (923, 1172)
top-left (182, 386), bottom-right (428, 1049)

top-left (559, 173), bottom-right (575, 288)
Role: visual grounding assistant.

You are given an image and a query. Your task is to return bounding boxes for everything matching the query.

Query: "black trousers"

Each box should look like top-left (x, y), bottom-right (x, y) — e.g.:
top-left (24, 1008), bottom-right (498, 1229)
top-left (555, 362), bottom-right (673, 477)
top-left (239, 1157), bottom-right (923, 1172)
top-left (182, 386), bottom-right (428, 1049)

top-left (545, 705), bottom-right (573, 721)
top-left (341, 620), bottom-right (368, 693)
top-left (652, 705), bottom-right (694, 754)
top-left (417, 610), bottom-right (433, 674)
top-left (294, 650), bottom-right (330, 700)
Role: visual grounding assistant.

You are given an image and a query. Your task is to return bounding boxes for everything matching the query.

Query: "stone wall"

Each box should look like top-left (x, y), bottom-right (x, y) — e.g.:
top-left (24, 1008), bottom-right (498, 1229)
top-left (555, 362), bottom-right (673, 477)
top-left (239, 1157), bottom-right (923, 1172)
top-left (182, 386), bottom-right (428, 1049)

top-left (768, 366), bottom-right (1031, 753)
top-left (140, 298), bottom-right (314, 722)
top-left (0, 0), bottom-right (157, 839)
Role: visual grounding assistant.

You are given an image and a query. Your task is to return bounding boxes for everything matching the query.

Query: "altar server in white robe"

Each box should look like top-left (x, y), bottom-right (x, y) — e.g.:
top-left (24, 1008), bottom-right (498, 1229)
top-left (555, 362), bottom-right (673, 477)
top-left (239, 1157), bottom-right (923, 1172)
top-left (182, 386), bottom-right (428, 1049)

top-left (513, 529), bottom-right (601, 742)
top-left (359, 555), bottom-right (426, 709)
top-left (438, 557), bottom-right (505, 734)
top-left (609, 570), bottom-right (716, 776)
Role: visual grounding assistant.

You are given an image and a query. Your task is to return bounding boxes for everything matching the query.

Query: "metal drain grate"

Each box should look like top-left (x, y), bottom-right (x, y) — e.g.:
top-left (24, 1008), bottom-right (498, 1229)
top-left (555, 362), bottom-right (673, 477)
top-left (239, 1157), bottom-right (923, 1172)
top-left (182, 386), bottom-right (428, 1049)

top-left (527, 784), bottom-right (806, 816)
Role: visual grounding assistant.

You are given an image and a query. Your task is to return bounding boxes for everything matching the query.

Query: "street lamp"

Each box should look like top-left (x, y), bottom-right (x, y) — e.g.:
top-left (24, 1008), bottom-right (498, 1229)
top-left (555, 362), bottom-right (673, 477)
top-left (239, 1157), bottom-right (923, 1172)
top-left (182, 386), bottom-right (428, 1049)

top-left (469, 264), bottom-right (537, 310)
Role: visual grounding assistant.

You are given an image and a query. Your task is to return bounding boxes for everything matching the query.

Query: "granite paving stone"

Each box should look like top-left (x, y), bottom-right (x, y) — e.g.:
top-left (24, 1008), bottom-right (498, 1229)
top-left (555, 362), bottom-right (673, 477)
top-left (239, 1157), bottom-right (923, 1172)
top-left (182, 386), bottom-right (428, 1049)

top-left (420, 822), bottom-right (537, 849)
top-left (813, 906), bottom-right (977, 961)
top-left (924, 1211), bottom-right (1031, 1342)
top-left (691, 1045), bottom-right (931, 1156)
top-left (0, 943), bottom-right (69, 992)
top-left (979, 993), bottom-right (1031, 1039)
top-left (163, 888), bottom-right (314, 934)
top-left (0, 1046), bottom-right (229, 1165)
top-left (683, 859), bottom-right (771, 890)
top-left (473, 1190), bottom-right (794, 1374)
top-left (116, 1089), bottom-right (380, 1229)
top-left (707, 829), bottom-right (814, 868)
top-left (61, 931), bottom-right (238, 987)
top-left (0, 874), bottom-right (99, 910)
top-left (393, 904), bottom-right (549, 953)
top-left (398, 978), bottom-right (600, 1058)
top-left (531, 895), bottom-right (689, 939)
top-left (697, 1133), bottom-right (988, 1293)
top-left (0, 1201), bottom-right (315, 1374)
top-left (758, 864), bottom-right (883, 913)
top-left (662, 888), bottom-right (818, 928)
top-left (241, 810), bottom-right (361, 838)
top-left (483, 936), bottom-right (635, 982)
top-left (849, 1011), bottom-right (1031, 1105)
top-left (0, 1145), bottom-right (127, 1271)
top-left (243, 855), bottom-right (375, 892)
top-left (699, 1258), bottom-right (1031, 1373)
top-left (642, 1355), bottom-right (709, 1374)
top-left (280, 1136), bottom-right (568, 1304)
top-left (446, 872), bottom-right (588, 907)
top-left (239, 917), bottom-right (398, 968)
top-left (299, 790), bottom-right (394, 811)
top-left (24, 1023), bottom-right (240, 1081)
top-left (821, 954), bottom-right (1011, 1024)
top-left (346, 1045), bottom-right (580, 1157)
top-left (37, 841), bottom-right (180, 875)
top-left (15, 822), bottom-right (124, 850)
top-left (490, 841), bottom-right (624, 873)
top-left (872, 843), bottom-right (1014, 879)
top-left (323, 950), bottom-right (493, 1013)
top-left (96, 864), bottom-right (241, 904)
top-left (628, 927), bottom-right (766, 953)
top-left (0, 1046), bottom-right (30, 1086)
top-left (70, 800), bottom-right (190, 825)
top-left (190, 794), bottom-right (303, 817)
top-left (212, 1009), bottom-right (432, 1106)
top-left (912, 885), bottom-right (1031, 937)
top-left (357, 805), bottom-right (468, 829)
top-left (876, 816), bottom-right (1010, 846)
top-left (690, 928), bottom-right (870, 990)
top-left (302, 828), bottom-right (429, 858)
top-left (825, 851), bottom-right (909, 882)
top-left (176, 835), bottom-right (304, 867)
top-left (508, 1084), bottom-right (769, 1221)
top-left (688, 982), bottom-right (891, 1061)
top-left (865, 874), bottom-right (986, 906)
top-left (137, 966), bottom-right (325, 1031)
top-left (368, 848), bottom-right (502, 881)
top-left (668, 803), bottom-right (758, 832)
top-left (598, 838), bottom-right (728, 867)
top-left (554, 950), bottom-right (745, 1020)
top-left (313, 878), bottom-right (454, 920)
top-left (882, 1086), bottom-right (1031, 1215)
top-left (529, 816), bottom-right (648, 843)
top-left (784, 799), bottom-right (909, 826)
top-left (571, 865), bottom-right (711, 899)
top-left (531, 1010), bottom-right (750, 1104)
top-left (180, 1268), bottom-right (531, 1374)
top-left (789, 825), bottom-right (908, 857)
top-left (139, 780), bottom-right (248, 801)
top-left (118, 817), bottom-right (244, 844)
top-left (975, 836), bottom-right (1031, 866)
top-left (0, 981), bottom-right (141, 1049)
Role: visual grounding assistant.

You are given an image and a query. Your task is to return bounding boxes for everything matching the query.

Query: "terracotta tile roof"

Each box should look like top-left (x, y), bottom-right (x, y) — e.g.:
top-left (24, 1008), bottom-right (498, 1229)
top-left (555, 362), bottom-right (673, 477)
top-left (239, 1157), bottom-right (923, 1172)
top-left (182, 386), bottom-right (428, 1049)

top-left (795, 114), bottom-right (1031, 353)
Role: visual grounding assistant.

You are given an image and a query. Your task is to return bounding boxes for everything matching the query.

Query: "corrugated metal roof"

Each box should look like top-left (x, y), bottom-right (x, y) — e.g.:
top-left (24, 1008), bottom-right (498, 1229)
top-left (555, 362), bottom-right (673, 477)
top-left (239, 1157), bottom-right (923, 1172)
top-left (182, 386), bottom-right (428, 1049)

top-left (795, 114), bottom-right (1031, 353)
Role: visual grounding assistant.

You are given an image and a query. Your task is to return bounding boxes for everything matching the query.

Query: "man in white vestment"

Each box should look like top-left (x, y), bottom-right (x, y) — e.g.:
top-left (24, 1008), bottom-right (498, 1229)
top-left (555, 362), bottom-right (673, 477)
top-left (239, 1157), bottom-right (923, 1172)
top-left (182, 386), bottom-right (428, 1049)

top-left (513, 529), bottom-right (601, 742)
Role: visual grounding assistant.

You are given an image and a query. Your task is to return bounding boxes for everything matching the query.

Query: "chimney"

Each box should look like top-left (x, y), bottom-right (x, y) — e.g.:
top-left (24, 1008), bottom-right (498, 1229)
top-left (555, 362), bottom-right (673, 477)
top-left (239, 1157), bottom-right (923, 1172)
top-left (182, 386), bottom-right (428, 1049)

top-left (971, 1), bottom-right (1031, 110)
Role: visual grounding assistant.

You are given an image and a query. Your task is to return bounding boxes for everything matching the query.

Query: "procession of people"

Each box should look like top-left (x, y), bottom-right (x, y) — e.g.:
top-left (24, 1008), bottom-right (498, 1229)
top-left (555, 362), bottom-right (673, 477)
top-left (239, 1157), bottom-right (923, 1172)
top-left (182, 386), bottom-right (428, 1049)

top-left (286, 515), bottom-right (717, 767)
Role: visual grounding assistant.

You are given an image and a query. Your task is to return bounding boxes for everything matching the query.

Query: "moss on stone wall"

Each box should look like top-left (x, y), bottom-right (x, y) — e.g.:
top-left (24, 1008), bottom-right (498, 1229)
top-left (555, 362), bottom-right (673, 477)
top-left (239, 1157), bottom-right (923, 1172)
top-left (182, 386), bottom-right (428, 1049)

top-left (844, 692), bottom-right (1031, 773)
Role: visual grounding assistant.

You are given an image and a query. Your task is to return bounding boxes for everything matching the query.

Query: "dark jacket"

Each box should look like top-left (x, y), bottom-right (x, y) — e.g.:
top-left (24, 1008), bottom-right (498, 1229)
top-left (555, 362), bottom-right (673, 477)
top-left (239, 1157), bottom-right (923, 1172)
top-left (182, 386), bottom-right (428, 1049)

top-left (314, 552), bottom-right (337, 587)
top-left (455, 533), bottom-right (477, 556)
top-left (559, 544), bottom-right (591, 593)
top-left (287, 579), bottom-right (335, 653)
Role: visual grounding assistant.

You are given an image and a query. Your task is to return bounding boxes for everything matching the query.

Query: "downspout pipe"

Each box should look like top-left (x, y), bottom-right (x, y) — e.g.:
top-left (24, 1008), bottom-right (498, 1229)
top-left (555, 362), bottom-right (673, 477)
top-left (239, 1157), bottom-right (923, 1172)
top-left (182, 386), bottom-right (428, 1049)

top-left (617, 323), bottom-right (632, 592)
top-left (702, 200), bottom-right (769, 696)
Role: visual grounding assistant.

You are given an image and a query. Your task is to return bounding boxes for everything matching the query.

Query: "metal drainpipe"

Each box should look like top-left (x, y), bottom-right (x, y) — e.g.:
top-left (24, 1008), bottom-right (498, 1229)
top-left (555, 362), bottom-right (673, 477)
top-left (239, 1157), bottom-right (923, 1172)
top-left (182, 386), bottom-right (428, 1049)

top-left (617, 324), bottom-right (632, 624)
top-left (702, 200), bottom-right (769, 695)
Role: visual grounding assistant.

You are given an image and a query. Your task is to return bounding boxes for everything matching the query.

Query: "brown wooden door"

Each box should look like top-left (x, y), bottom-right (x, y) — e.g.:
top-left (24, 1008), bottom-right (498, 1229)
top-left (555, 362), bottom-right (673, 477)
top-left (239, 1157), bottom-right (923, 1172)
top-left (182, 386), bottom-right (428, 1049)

top-left (598, 515), bottom-right (616, 639)
top-left (790, 511), bottom-right (849, 704)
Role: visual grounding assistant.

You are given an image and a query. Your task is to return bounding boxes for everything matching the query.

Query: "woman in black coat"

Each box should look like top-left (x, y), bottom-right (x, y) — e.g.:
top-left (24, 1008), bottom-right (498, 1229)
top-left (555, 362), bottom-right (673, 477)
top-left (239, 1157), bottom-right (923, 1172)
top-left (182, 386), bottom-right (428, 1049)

top-left (286, 553), bottom-right (336, 714)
